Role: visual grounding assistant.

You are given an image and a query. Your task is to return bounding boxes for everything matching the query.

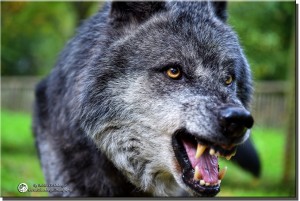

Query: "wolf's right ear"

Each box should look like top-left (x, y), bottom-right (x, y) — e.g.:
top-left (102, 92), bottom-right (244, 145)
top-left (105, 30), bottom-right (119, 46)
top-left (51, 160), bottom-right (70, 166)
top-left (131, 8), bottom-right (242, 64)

top-left (211, 1), bottom-right (227, 22)
top-left (109, 2), bottom-right (166, 26)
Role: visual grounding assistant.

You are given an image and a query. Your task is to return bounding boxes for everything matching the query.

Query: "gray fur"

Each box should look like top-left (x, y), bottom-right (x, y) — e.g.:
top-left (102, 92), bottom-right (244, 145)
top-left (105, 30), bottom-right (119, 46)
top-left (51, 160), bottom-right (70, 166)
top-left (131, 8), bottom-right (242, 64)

top-left (33, 1), bottom-right (253, 197)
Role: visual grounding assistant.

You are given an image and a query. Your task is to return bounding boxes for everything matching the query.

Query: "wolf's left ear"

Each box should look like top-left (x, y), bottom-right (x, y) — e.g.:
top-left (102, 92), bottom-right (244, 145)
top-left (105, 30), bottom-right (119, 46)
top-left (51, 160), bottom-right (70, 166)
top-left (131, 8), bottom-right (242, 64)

top-left (110, 2), bottom-right (166, 26)
top-left (211, 1), bottom-right (227, 22)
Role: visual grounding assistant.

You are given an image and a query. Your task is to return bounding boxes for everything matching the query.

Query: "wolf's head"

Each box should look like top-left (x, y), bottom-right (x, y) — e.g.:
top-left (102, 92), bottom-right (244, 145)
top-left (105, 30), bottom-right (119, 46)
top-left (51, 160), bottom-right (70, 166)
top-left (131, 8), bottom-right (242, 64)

top-left (80, 1), bottom-right (253, 197)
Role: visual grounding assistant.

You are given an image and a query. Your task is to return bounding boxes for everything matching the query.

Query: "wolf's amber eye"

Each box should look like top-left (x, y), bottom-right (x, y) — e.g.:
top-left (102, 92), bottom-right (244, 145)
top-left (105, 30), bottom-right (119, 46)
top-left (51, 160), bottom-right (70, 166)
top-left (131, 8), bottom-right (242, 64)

top-left (225, 75), bottom-right (233, 85)
top-left (166, 67), bottom-right (182, 79)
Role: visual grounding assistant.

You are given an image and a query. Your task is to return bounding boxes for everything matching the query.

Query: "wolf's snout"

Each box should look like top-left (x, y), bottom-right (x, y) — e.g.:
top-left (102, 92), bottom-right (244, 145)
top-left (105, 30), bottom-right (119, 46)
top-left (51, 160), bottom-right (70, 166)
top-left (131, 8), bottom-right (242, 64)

top-left (218, 107), bottom-right (254, 139)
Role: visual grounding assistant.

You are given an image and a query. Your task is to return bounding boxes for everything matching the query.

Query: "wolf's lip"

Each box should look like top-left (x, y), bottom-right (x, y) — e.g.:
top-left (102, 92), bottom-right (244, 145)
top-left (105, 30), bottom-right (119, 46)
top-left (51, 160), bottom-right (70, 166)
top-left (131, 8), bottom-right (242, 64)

top-left (172, 128), bottom-right (237, 197)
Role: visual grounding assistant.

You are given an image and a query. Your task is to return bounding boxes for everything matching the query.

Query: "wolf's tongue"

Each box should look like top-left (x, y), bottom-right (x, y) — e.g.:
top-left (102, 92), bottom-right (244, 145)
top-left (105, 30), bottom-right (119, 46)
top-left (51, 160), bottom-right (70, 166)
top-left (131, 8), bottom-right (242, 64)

top-left (182, 140), bottom-right (219, 184)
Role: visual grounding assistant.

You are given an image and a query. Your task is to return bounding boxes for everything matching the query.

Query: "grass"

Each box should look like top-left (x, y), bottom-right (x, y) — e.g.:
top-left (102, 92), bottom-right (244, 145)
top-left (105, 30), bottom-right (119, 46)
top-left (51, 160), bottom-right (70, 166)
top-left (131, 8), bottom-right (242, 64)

top-left (1, 110), bottom-right (47, 197)
top-left (1, 110), bottom-right (296, 198)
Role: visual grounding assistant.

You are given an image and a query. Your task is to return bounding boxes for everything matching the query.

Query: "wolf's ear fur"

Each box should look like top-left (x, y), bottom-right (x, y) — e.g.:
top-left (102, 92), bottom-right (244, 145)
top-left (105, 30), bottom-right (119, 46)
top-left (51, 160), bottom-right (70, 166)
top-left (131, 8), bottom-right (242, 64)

top-left (110, 2), bottom-right (165, 25)
top-left (211, 1), bottom-right (227, 22)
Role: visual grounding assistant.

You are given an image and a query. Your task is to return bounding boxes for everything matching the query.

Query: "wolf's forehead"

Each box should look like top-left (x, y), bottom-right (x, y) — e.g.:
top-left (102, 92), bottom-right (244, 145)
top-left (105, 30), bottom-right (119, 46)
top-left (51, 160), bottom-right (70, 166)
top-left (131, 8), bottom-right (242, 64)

top-left (165, 2), bottom-right (239, 52)
top-left (117, 2), bottom-right (242, 72)
top-left (167, 1), bottom-right (214, 19)
top-left (155, 22), bottom-right (240, 70)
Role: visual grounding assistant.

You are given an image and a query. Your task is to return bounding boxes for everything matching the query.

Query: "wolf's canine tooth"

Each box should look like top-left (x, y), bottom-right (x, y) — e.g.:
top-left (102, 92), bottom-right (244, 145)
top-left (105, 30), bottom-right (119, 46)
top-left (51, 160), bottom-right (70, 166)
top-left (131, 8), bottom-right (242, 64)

top-left (218, 166), bottom-right (228, 180)
top-left (225, 151), bottom-right (236, 160)
top-left (193, 166), bottom-right (202, 180)
top-left (200, 180), bottom-right (205, 186)
top-left (195, 144), bottom-right (206, 159)
top-left (226, 155), bottom-right (232, 160)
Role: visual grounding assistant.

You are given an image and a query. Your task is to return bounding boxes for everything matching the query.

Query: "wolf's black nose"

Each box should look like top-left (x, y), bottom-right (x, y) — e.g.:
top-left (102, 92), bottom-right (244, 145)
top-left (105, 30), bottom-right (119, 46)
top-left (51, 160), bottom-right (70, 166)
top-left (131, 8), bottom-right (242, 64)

top-left (219, 107), bottom-right (254, 139)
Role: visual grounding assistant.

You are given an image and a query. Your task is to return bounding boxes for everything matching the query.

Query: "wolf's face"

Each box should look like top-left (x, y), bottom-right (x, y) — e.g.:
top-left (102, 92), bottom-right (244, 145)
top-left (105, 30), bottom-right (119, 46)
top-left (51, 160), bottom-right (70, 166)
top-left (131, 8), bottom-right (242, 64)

top-left (80, 2), bottom-right (253, 196)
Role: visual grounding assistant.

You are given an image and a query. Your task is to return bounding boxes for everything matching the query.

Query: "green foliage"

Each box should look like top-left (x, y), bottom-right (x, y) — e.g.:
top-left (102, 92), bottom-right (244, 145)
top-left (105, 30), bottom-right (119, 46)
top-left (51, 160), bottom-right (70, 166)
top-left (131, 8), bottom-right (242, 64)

top-left (1, 2), bottom-right (98, 76)
top-left (1, 110), bottom-right (296, 197)
top-left (228, 2), bottom-right (295, 80)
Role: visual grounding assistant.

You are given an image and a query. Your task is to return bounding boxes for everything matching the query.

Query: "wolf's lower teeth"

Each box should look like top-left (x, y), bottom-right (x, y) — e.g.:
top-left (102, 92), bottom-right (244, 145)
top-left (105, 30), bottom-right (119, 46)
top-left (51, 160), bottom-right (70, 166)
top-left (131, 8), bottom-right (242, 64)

top-left (193, 166), bottom-right (201, 180)
top-left (199, 181), bottom-right (220, 187)
top-left (218, 166), bottom-right (227, 180)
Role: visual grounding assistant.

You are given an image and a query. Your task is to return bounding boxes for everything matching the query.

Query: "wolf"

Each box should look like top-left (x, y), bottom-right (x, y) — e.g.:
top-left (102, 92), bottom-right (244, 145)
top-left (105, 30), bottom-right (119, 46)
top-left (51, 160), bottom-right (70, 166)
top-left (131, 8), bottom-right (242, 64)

top-left (33, 1), bottom-right (257, 197)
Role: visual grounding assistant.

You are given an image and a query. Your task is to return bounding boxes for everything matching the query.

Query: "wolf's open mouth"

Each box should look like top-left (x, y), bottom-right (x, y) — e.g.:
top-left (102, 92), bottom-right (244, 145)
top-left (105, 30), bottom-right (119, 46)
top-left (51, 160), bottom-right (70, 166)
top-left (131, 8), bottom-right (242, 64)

top-left (172, 129), bottom-right (237, 197)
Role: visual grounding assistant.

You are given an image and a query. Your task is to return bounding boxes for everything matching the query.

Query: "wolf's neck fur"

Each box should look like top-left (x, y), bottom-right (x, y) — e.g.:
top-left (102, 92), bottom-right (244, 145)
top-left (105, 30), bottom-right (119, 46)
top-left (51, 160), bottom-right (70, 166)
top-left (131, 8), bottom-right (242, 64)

top-left (59, 132), bottom-right (151, 196)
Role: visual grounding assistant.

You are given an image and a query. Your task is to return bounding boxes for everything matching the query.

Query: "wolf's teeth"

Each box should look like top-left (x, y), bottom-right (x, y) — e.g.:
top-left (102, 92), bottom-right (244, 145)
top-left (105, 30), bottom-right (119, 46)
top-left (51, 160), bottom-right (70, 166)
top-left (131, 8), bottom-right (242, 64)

top-left (195, 144), bottom-right (206, 159)
top-left (216, 152), bottom-right (220, 157)
top-left (225, 151), bottom-right (236, 160)
top-left (218, 180), bottom-right (221, 185)
top-left (209, 148), bottom-right (215, 156)
top-left (205, 182), bottom-right (210, 186)
top-left (226, 155), bottom-right (232, 160)
top-left (218, 166), bottom-right (228, 180)
top-left (200, 180), bottom-right (205, 186)
top-left (194, 166), bottom-right (202, 180)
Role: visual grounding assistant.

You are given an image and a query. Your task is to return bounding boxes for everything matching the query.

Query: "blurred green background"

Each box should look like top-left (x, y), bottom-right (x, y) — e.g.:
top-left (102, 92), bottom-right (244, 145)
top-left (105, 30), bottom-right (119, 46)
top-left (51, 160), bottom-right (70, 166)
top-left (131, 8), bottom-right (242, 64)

top-left (1, 1), bottom-right (296, 198)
